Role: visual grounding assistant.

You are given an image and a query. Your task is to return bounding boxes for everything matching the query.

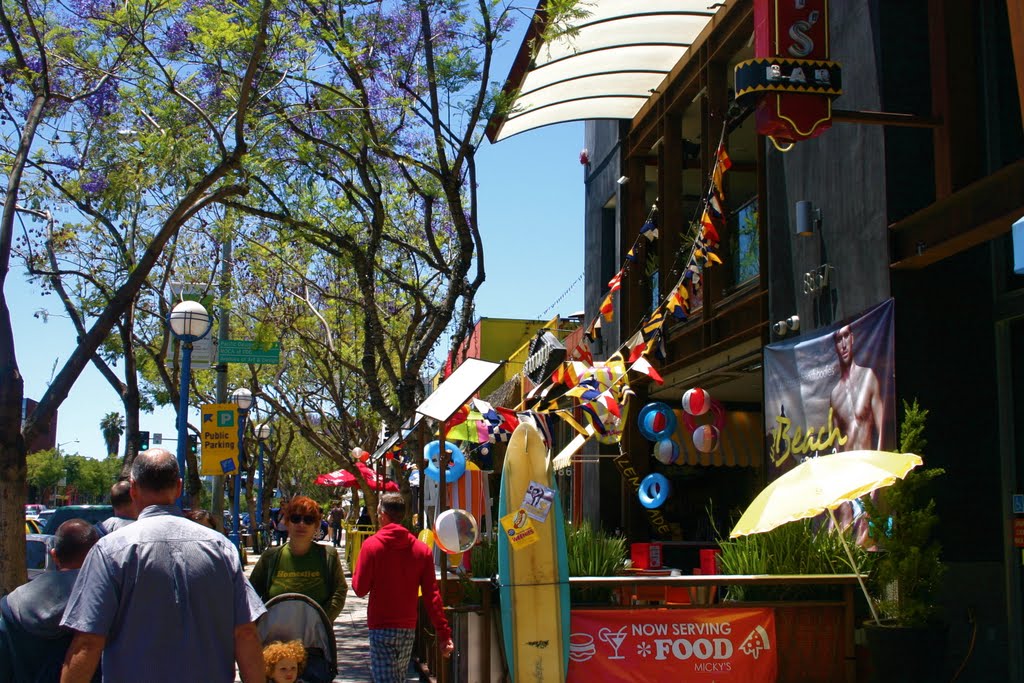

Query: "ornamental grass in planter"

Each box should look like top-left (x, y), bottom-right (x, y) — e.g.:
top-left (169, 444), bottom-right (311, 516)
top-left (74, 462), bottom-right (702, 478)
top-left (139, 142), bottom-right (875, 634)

top-left (566, 520), bottom-right (627, 604)
top-left (714, 515), bottom-right (873, 602)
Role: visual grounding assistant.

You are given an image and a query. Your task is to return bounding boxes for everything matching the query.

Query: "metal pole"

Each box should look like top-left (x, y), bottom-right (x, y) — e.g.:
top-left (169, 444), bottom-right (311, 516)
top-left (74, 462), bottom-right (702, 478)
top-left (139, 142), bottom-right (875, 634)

top-left (257, 439), bottom-right (264, 534)
top-left (230, 409), bottom-right (247, 549)
top-left (175, 343), bottom-right (193, 509)
top-left (437, 425), bottom-right (449, 683)
top-left (211, 235), bottom-right (232, 519)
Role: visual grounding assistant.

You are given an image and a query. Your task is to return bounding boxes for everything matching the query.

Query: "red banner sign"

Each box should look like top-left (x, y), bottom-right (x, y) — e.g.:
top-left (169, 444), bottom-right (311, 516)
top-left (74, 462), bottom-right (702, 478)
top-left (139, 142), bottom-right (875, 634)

top-left (567, 609), bottom-right (777, 682)
top-left (735, 0), bottom-right (841, 146)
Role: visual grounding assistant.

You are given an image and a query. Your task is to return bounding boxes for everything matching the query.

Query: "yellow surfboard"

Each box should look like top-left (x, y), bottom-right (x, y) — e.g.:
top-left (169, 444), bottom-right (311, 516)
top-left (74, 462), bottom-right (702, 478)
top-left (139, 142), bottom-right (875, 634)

top-left (497, 422), bottom-right (570, 682)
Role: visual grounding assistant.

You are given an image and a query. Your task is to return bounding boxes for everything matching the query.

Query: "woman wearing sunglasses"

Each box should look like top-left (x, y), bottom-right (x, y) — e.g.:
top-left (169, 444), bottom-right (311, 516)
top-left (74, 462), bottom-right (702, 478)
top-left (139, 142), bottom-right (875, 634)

top-left (249, 496), bottom-right (348, 621)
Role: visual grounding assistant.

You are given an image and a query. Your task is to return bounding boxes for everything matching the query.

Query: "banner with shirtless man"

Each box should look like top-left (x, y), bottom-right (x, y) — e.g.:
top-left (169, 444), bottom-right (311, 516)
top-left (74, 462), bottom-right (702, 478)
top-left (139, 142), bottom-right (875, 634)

top-left (763, 299), bottom-right (895, 542)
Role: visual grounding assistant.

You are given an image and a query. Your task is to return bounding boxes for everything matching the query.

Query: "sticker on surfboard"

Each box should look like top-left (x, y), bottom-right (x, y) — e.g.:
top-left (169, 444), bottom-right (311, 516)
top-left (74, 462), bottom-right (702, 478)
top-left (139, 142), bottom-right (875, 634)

top-left (500, 508), bottom-right (539, 549)
top-left (521, 481), bottom-right (555, 522)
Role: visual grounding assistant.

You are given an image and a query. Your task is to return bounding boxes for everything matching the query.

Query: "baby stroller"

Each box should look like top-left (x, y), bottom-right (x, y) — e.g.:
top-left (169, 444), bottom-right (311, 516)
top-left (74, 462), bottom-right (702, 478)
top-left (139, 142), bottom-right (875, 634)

top-left (258, 593), bottom-right (338, 683)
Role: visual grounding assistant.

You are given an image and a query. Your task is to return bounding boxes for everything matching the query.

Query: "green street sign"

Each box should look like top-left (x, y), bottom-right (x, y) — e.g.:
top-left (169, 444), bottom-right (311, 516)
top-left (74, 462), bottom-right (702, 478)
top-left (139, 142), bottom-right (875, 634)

top-left (218, 340), bottom-right (281, 365)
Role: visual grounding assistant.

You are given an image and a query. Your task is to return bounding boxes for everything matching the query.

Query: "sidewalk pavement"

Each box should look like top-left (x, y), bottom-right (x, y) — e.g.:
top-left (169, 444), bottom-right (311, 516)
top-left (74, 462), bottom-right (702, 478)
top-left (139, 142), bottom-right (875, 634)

top-left (239, 538), bottom-right (421, 683)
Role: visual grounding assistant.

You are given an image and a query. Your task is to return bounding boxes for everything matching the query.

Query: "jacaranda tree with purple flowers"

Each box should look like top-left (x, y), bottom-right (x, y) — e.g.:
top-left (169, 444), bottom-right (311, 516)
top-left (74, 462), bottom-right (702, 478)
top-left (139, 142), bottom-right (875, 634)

top-left (222, 0), bottom-right (586, 517)
top-left (0, 0), bottom-right (275, 592)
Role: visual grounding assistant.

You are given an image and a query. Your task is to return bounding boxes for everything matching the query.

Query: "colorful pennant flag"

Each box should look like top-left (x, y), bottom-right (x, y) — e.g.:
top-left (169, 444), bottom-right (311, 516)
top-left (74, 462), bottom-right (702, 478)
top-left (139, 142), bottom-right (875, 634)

top-left (640, 219), bottom-right (659, 241)
top-left (607, 270), bottom-right (623, 293)
top-left (600, 293), bottom-right (615, 322)
top-left (641, 307), bottom-right (666, 340)
top-left (630, 356), bottom-right (664, 384)
top-left (624, 331), bottom-right (647, 363)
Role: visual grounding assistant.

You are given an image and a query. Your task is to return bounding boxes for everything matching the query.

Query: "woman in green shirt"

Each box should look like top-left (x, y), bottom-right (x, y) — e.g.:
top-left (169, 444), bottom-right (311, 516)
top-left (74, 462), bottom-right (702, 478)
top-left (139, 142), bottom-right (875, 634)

top-left (250, 496), bottom-right (348, 621)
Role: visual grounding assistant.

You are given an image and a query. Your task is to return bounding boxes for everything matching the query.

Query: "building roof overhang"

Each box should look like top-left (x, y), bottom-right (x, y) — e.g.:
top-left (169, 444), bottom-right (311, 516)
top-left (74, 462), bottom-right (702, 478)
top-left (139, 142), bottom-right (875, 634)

top-left (486, 0), bottom-right (726, 143)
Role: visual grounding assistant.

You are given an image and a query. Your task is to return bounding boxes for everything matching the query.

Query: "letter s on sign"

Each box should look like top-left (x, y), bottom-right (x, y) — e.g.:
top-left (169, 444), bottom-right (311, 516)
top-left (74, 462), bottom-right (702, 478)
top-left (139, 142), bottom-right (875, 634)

top-left (788, 20), bottom-right (815, 57)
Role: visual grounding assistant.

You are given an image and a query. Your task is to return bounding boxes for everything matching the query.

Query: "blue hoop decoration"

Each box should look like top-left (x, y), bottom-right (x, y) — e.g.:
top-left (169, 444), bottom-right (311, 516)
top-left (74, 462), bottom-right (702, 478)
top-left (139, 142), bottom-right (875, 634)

top-left (423, 441), bottom-right (467, 482)
top-left (637, 402), bottom-right (677, 441)
top-left (638, 473), bottom-right (671, 509)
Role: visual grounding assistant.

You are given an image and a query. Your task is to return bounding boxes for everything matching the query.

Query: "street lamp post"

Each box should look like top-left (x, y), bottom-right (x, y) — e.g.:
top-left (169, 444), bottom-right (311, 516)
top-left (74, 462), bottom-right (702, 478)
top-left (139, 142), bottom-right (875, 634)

top-left (230, 387), bottom-right (253, 550)
top-left (168, 300), bottom-right (212, 508)
top-left (255, 423), bottom-right (271, 539)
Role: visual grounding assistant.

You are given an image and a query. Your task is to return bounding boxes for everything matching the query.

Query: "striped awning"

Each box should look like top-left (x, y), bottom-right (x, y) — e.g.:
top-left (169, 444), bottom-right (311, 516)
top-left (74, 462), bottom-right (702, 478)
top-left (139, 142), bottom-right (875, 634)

top-left (487, 0), bottom-right (724, 142)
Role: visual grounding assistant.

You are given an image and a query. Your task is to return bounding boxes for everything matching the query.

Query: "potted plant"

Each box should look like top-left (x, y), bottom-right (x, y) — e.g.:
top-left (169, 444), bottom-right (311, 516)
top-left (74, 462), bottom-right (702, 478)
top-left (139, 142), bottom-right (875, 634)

top-left (861, 399), bottom-right (947, 683)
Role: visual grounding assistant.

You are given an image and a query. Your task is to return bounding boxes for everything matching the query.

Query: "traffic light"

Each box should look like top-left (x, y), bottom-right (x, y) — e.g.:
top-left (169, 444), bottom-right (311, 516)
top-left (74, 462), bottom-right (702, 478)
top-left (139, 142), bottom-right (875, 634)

top-left (187, 434), bottom-right (199, 456)
top-left (136, 430), bottom-right (150, 451)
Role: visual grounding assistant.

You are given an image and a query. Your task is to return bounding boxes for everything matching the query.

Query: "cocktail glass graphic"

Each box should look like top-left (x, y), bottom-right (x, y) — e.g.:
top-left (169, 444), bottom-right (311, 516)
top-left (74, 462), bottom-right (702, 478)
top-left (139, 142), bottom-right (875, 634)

top-left (598, 626), bottom-right (628, 660)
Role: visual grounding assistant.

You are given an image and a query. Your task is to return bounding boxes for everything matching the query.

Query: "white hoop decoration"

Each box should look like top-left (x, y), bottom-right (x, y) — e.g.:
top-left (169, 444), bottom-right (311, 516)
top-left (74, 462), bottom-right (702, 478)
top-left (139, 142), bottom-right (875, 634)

top-left (637, 402), bottom-right (677, 441)
top-left (652, 438), bottom-right (679, 465)
top-left (682, 387), bottom-right (712, 416)
top-left (638, 473), bottom-right (671, 509)
top-left (692, 424), bottom-right (721, 453)
top-left (423, 441), bottom-right (467, 482)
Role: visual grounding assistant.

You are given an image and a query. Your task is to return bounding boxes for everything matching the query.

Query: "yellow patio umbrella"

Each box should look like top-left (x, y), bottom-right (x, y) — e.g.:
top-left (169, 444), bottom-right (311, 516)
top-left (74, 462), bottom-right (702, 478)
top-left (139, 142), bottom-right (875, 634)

top-left (730, 450), bottom-right (923, 624)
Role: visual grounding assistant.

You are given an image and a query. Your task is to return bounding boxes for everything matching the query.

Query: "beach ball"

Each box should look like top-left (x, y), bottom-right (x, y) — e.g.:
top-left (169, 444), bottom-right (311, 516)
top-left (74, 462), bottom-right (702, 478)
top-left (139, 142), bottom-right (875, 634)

top-left (682, 387), bottom-right (712, 416)
top-left (692, 424), bottom-right (720, 453)
top-left (653, 438), bottom-right (679, 465)
top-left (433, 509), bottom-right (479, 554)
top-left (417, 529), bottom-right (435, 550)
top-left (638, 402), bottom-right (677, 441)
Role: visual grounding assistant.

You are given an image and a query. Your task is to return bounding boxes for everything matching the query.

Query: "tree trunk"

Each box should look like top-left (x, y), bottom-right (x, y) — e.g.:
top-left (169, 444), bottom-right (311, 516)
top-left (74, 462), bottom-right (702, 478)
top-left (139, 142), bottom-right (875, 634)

top-left (120, 319), bottom-right (141, 478)
top-left (0, 302), bottom-right (27, 591)
top-left (0, 86), bottom-right (48, 595)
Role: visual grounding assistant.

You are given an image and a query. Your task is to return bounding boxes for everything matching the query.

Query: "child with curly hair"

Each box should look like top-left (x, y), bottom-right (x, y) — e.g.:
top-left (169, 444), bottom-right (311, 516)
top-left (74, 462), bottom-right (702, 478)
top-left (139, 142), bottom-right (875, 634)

top-left (262, 640), bottom-right (307, 683)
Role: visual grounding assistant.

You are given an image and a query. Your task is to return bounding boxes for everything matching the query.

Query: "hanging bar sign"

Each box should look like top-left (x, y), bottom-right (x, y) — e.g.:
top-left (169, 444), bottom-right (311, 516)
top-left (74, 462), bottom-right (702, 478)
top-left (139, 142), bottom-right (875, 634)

top-left (734, 0), bottom-right (842, 148)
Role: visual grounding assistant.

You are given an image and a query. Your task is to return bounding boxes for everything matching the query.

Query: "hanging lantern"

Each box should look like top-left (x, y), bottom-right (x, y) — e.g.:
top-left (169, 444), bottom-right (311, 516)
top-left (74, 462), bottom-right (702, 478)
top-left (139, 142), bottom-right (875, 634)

top-left (682, 388), bottom-right (712, 416)
top-left (693, 424), bottom-right (721, 453)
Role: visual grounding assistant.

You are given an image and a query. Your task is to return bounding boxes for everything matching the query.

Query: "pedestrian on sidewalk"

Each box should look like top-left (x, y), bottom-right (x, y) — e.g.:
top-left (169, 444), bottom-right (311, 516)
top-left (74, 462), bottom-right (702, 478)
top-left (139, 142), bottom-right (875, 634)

top-left (59, 448), bottom-right (266, 683)
top-left (249, 496), bottom-right (348, 622)
top-left (0, 519), bottom-right (100, 683)
top-left (328, 502), bottom-right (344, 548)
top-left (353, 492), bottom-right (453, 682)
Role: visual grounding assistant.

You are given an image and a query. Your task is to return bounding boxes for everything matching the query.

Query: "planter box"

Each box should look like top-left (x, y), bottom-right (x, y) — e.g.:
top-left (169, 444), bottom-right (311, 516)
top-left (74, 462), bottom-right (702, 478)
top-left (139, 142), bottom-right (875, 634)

top-left (774, 605), bottom-right (847, 683)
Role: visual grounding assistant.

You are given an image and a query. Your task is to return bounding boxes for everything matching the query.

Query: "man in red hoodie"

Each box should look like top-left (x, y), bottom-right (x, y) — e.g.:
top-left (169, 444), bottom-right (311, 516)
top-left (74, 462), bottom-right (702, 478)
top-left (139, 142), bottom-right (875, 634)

top-left (353, 492), bottom-right (453, 682)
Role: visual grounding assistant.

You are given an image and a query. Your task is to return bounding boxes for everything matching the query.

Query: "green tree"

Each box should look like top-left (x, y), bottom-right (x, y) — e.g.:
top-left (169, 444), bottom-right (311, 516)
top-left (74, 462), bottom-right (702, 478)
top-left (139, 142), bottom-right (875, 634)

top-left (99, 412), bottom-right (124, 458)
top-left (25, 448), bottom-right (64, 495)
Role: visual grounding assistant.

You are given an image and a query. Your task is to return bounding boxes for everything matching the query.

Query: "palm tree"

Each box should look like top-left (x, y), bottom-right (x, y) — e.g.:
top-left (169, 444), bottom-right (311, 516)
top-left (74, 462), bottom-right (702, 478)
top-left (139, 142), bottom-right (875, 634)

top-left (100, 412), bottom-right (125, 458)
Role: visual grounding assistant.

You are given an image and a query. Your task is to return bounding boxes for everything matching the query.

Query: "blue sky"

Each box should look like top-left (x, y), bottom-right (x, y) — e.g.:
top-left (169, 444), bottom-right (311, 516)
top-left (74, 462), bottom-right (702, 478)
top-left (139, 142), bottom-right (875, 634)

top-left (10, 30), bottom-right (586, 461)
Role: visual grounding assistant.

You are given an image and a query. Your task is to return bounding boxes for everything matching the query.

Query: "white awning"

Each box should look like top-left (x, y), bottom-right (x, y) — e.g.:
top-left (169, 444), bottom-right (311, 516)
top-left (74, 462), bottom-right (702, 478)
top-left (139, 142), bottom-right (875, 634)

top-left (488, 0), bottom-right (724, 142)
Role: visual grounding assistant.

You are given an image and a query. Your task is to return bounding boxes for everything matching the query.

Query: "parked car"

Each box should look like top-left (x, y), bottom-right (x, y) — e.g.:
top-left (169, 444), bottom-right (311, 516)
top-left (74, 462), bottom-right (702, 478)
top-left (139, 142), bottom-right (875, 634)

top-left (24, 503), bottom-right (47, 519)
top-left (36, 509), bottom-right (55, 528)
top-left (24, 518), bottom-right (42, 534)
top-left (26, 533), bottom-right (57, 580)
top-left (42, 505), bottom-right (114, 535)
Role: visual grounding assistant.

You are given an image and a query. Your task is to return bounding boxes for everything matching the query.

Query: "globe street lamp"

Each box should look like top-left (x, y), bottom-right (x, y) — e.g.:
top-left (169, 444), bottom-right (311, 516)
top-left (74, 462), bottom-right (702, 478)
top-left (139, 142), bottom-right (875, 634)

top-left (168, 300), bottom-right (212, 508)
top-left (255, 423), bottom-right (271, 545)
top-left (230, 387), bottom-right (253, 549)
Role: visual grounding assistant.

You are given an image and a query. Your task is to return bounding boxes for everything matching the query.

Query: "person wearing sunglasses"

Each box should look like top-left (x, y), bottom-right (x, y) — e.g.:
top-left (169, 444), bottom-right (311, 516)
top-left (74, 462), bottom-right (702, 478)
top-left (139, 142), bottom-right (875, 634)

top-left (249, 496), bottom-right (348, 622)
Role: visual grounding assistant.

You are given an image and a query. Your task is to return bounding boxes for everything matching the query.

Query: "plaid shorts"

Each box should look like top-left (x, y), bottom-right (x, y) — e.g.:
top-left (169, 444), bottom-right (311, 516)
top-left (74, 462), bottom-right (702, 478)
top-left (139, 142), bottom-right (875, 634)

top-left (368, 627), bottom-right (416, 682)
